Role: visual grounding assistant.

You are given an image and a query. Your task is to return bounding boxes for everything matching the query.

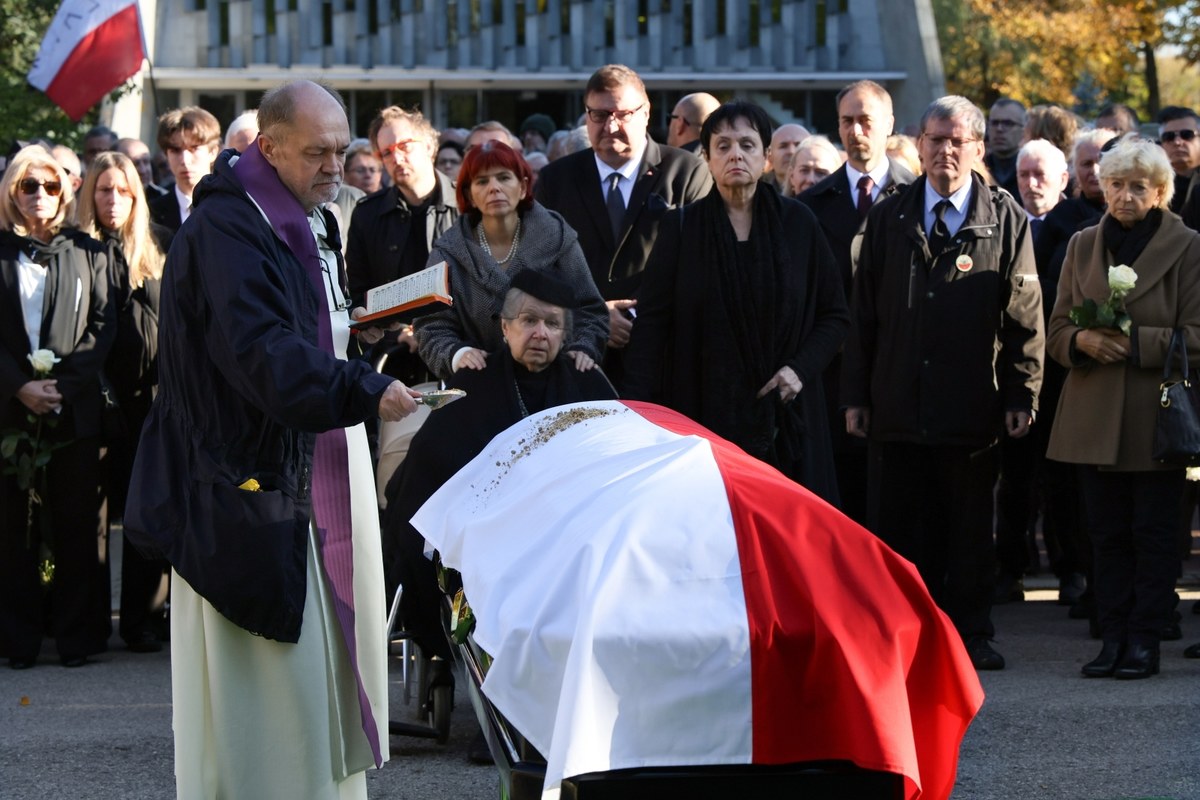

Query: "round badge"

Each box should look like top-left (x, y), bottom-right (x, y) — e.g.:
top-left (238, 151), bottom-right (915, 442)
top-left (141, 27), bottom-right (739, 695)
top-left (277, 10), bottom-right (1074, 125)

top-left (955, 255), bottom-right (973, 273)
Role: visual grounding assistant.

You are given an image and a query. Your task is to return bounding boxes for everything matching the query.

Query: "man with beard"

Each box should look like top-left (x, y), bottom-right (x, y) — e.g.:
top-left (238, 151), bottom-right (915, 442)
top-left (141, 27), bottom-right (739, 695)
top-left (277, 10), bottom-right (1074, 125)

top-left (984, 98), bottom-right (1026, 204)
top-left (345, 106), bottom-right (458, 383)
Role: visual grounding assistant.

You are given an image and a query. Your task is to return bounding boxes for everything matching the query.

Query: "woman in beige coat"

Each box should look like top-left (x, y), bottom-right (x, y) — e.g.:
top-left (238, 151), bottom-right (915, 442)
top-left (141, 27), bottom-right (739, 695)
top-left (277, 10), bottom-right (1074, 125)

top-left (1047, 138), bottom-right (1200, 679)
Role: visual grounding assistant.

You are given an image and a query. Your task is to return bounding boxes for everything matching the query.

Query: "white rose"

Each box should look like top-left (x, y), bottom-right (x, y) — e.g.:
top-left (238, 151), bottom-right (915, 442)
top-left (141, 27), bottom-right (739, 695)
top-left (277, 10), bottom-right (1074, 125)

top-left (27, 348), bottom-right (61, 375)
top-left (1108, 265), bottom-right (1137, 295)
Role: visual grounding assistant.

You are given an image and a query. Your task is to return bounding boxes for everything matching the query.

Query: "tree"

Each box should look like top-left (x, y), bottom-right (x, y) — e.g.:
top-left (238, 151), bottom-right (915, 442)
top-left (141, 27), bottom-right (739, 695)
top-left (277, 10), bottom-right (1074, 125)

top-left (931, 0), bottom-right (1179, 118)
top-left (0, 0), bottom-right (101, 150)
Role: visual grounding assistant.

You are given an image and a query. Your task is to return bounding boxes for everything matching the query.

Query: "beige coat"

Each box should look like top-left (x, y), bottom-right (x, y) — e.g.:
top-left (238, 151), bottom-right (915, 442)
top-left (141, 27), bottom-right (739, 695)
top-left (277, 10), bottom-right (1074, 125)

top-left (1046, 212), bottom-right (1200, 471)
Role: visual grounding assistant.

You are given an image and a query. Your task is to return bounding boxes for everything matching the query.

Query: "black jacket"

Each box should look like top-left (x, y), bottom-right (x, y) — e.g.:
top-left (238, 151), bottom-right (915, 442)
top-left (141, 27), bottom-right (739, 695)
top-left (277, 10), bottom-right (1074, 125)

top-left (841, 173), bottom-right (1044, 447)
top-left (534, 139), bottom-right (713, 302)
top-left (0, 228), bottom-right (114, 438)
top-left (124, 150), bottom-right (393, 642)
top-left (346, 171), bottom-right (458, 308)
top-left (797, 160), bottom-right (916, 300)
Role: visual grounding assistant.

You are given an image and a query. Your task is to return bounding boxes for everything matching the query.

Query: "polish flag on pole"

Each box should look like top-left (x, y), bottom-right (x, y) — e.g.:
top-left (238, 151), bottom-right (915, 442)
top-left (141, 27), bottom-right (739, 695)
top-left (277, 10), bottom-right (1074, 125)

top-left (27, 0), bottom-right (146, 121)
top-left (415, 401), bottom-right (984, 800)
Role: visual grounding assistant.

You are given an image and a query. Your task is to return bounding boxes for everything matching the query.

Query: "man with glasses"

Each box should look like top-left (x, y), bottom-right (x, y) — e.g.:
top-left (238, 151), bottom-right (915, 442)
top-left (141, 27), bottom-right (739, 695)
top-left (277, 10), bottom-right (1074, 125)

top-left (1157, 106), bottom-right (1200, 214)
top-left (842, 95), bottom-right (1044, 673)
top-left (535, 63), bottom-right (712, 387)
top-left (346, 106), bottom-right (457, 383)
top-left (115, 137), bottom-right (169, 197)
top-left (984, 98), bottom-right (1026, 205)
top-left (666, 92), bottom-right (720, 154)
top-left (149, 106), bottom-right (222, 237)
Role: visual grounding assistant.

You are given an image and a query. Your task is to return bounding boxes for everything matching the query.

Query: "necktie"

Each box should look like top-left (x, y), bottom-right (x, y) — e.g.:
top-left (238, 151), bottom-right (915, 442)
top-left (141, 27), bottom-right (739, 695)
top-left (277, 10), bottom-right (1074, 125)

top-left (929, 199), bottom-right (952, 254)
top-left (856, 174), bottom-right (875, 219)
top-left (606, 172), bottom-right (625, 243)
top-left (1030, 217), bottom-right (1043, 243)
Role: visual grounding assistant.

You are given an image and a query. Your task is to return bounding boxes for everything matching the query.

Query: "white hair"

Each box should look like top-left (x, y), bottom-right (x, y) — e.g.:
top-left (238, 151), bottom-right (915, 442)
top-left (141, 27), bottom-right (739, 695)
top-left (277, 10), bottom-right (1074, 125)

top-left (224, 110), bottom-right (260, 149)
top-left (1016, 139), bottom-right (1068, 176)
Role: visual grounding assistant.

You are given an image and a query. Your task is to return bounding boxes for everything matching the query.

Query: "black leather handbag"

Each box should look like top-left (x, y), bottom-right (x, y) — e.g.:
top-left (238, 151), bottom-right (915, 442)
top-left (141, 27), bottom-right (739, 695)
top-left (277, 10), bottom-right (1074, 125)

top-left (1152, 330), bottom-right (1200, 466)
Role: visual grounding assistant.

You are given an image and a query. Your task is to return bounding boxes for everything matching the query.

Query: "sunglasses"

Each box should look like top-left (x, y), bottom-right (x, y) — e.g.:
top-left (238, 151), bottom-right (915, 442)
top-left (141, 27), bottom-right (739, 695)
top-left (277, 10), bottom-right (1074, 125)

top-left (19, 178), bottom-right (63, 197)
top-left (1160, 129), bottom-right (1197, 144)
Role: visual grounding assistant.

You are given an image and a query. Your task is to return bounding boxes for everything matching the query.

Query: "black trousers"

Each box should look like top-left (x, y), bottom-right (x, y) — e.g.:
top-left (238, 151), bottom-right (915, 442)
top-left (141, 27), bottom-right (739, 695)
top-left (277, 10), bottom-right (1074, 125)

top-left (867, 441), bottom-right (998, 640)
top-left (0, 436), bottom-right (110, 660)
top-left (1078, 467), bottom-right (1184, 647)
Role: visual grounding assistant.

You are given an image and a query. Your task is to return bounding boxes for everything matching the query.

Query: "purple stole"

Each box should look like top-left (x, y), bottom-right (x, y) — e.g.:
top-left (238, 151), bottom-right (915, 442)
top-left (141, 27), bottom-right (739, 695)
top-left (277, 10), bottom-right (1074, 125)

top-left (233, 142), bottom-right (383, 766)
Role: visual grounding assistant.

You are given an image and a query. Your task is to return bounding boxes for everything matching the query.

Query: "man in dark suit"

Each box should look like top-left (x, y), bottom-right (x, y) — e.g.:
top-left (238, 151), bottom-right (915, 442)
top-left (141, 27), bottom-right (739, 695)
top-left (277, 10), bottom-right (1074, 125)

top-left (148, 106), bottom-right (221, 238)
top-left (666, 92), bottom-right (720, 155)
top-left (797, 80), bottom-right (914, 524)
top-left (535, 64), bottom-right (712, 387)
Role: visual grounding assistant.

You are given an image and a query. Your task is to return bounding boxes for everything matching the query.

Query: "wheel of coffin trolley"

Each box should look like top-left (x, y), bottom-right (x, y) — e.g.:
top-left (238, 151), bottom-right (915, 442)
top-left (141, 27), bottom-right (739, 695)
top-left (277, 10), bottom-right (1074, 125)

top-left (386, 583), bottom-right (455, 744)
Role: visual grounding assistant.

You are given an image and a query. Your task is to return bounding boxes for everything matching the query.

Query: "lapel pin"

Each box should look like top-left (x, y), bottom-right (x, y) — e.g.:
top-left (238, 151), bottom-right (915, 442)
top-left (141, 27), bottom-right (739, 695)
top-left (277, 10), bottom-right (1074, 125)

top-left (955, 255), bottom-right (973, 273)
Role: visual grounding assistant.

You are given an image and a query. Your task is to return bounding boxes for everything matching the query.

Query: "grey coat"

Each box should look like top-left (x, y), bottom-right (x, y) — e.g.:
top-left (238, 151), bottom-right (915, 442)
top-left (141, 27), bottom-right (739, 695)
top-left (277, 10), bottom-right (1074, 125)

top-left (415, 201), bottom-right (609, 382)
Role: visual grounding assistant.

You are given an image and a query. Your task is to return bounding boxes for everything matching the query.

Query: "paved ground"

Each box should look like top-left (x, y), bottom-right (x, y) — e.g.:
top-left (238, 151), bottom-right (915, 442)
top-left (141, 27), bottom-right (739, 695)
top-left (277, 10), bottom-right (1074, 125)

top-left (3, 523), bottom-right (1199, 800)
top-left (3, 584), bottom-right (1198, 800)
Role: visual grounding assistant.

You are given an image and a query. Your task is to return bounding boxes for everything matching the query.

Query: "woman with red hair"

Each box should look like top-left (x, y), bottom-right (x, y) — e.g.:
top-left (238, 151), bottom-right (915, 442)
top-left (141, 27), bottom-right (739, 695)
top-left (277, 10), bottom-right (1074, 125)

top-left (415, 141), bottom-right (608, 381)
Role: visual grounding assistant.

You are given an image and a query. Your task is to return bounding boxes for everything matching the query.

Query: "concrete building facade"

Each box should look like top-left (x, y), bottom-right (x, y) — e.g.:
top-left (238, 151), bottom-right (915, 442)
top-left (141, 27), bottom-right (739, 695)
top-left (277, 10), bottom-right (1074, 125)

top-left (113, 0), bottom-right (944, 142)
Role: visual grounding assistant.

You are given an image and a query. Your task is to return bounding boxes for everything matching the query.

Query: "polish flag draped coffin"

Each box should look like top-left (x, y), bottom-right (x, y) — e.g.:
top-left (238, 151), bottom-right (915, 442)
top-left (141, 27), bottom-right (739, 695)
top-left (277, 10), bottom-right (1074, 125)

top-left (27, 0), bottom-right (145, 121)
top-left (413, 401), bottom-right (984, 800)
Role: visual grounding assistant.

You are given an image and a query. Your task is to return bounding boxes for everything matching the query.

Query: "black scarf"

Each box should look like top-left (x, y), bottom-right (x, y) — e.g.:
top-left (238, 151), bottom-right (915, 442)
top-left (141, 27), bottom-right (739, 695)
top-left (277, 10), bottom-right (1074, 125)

top-left (1102, 207), bottom-right (1162, 266)
top-left (697, 186), bottom-right (804, 464)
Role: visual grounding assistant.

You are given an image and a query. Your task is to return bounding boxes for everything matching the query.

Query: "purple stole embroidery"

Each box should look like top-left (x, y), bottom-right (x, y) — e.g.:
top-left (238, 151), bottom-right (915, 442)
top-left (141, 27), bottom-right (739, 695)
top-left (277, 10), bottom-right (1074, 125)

top-left (233, 142), bottom-right (382, 766)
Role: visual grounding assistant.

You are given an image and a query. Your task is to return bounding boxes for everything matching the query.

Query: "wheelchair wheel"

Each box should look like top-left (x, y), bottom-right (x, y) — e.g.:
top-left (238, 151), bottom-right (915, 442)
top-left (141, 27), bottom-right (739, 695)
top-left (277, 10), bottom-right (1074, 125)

top-left (431, 683), bottom-right (453, 744)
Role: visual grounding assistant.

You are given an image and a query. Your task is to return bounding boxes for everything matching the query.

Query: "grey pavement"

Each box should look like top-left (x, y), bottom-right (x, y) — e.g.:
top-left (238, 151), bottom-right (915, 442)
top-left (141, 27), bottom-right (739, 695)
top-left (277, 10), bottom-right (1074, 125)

top-left (2, 584), bottom-right (1198, 799)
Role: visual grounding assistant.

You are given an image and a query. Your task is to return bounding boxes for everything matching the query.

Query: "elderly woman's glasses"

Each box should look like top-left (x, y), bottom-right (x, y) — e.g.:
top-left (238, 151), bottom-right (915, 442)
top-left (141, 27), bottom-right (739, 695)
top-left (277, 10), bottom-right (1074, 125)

top-left (505, 312), bottom-right (564, 333)
top-left (19, 178), bottom-right (63, 197)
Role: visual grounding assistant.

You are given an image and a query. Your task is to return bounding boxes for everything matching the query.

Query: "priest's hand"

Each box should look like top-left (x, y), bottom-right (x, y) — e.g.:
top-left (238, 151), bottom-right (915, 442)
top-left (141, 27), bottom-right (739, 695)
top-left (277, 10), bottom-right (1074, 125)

top-left (845, 406), bottom-right (870, 438)
top-left (757, 366), bottom-right (802, 403)
top-left (378, 380), bottom-right (421, 421)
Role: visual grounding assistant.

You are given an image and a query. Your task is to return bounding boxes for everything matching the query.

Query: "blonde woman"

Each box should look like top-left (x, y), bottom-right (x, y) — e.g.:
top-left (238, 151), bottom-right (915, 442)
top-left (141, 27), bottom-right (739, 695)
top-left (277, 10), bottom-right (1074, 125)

top-left (77, 150), bottom-right (171, 654)
top-left (0, 145), bottom-right (114, 669)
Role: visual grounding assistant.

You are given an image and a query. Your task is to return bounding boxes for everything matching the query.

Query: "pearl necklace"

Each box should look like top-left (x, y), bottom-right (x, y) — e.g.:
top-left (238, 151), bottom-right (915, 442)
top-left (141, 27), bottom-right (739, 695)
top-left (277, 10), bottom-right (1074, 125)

top-left (477, 217), bottom-right (522, 265)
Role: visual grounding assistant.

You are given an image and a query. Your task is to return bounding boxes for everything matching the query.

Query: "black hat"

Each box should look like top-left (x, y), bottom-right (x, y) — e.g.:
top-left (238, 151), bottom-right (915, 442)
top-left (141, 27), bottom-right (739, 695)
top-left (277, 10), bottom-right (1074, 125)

top-left (519, 113), bottom-right (556, 142)
top-left (509, 269), bottom-right (577, 309)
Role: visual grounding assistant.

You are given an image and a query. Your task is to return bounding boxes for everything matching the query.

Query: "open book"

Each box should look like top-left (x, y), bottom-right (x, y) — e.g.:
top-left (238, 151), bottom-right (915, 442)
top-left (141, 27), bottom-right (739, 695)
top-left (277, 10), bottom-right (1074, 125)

top-left (349, 261), bottom-right (452, 329)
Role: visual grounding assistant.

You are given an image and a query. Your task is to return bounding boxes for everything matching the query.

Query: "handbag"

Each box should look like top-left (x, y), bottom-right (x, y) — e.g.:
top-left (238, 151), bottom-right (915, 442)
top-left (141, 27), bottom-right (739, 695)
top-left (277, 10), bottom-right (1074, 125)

top-left (1152, 330), bottom-right (1200, 466)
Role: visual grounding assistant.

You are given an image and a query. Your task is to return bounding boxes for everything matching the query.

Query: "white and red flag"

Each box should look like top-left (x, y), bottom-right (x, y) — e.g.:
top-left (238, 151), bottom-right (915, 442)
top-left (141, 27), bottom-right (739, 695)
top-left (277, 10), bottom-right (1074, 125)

top-left (413, 400), bottom-right (984, 800)
top-left (27, 0), bottom-right (145, 121)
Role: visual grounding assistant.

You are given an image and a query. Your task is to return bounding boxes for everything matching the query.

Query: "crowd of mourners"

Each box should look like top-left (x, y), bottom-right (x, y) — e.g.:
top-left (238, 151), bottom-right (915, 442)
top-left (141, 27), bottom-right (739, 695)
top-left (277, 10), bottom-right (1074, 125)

top-left (3, 64), bottom-right (1200, 690)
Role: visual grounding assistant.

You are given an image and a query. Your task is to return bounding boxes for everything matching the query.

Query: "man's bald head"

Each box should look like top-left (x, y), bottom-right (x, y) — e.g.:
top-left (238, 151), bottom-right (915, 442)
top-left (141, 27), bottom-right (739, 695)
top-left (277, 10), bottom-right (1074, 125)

top-left (257, 80), bottom-right (350, 211)
top-left (769, 123), bottom-right (812, 183)
top-left (668, 93), bottom-right (721, 149)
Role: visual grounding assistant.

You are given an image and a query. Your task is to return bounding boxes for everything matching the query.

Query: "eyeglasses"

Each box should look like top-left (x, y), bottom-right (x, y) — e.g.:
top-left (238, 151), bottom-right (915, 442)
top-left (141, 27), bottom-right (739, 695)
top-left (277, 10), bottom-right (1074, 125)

top-left (668, 113), bottom-right (694, 128)
top-left (348, 166), bottom-right (381, 176)
top-left (504, 312), bottom-right (565, 333)
top-left (922, 135), bottom-right (980, 151)
top-left (19, 178), bottom-right (63, 197)
top-left (377, 139), bottom-right (424, 158)
top-left (1160, 129), bottom-right (1198, 144)
top-left (436, 157), bottom-right (462, 168)
top-left (585, 104), bottom-right (646, 125)
top-left (988, 119), bottom-right (1022, 130)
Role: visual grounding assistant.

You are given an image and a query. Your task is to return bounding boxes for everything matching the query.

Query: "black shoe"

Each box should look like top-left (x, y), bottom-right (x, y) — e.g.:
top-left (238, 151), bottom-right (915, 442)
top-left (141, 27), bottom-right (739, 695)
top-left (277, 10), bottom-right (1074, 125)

top-left (1081, 641), bottom-right (1125, 678)
top-left (59, 654), bottom-right (88, 668)
top-left (966, 637), bottom-right (1006, 670)
top-left (1193, 599), bottom-right (1199, 615)
top-left (1114, 644), bottom-right (1159, 679)
top-left (1184, 642), bottom-right (1200, 659)
top-left (8, 657), bottom-right (35, 670)
top-left (127, 631), bottom-right (163, 654)
top-left (1057, 573), bottom-right (1087, 606)
top-left (993, 575), bottom-right (1024, 604)
top-left (1162, 622), bottom-right (1183, 641)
